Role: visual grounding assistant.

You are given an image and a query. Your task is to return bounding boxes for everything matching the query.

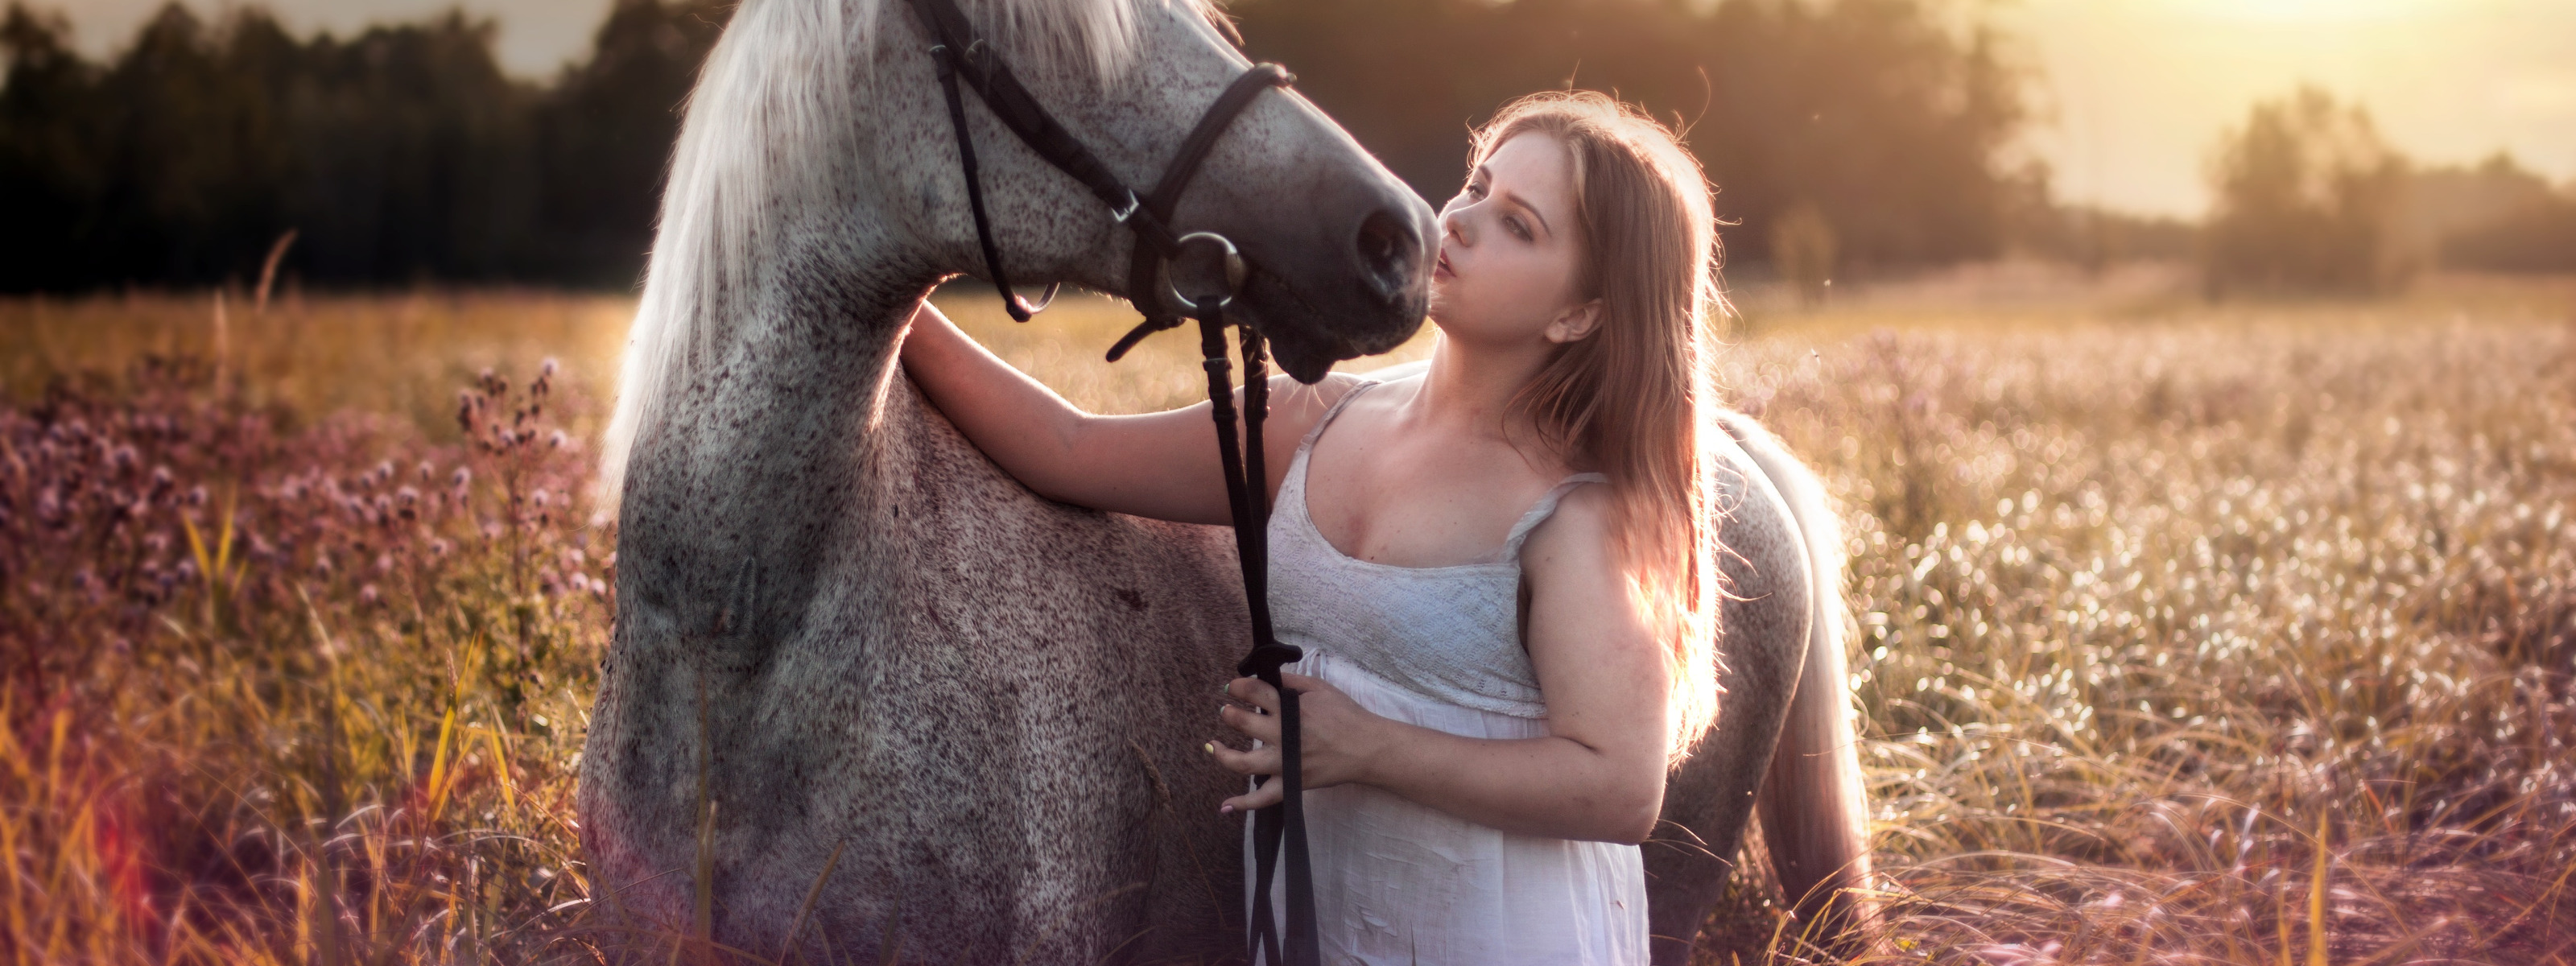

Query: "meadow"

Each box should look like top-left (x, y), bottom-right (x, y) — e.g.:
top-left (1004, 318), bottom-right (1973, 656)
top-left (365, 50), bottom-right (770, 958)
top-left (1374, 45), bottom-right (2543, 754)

top-left (0, 273), bottom-right (2570, 964)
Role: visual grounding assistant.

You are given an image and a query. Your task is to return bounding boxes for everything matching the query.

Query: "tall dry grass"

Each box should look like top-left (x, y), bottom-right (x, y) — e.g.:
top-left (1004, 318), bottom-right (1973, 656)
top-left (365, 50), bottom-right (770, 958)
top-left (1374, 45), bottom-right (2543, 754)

top-left (2, 350), bottom-right (606, 962)
top-left (1, 291), bottom-right (634, 446)
top-left (2, 279), bottom-right (2570, 963)
top-left (1734, 313), bottom-right (2576, 964)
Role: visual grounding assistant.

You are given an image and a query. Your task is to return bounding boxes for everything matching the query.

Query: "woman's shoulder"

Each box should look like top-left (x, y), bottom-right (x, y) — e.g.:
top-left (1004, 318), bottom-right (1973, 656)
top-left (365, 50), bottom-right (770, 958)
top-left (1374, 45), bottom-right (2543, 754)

top-left (1517, 480), bottom-right (1617, 567)
top-left (1301, 367), bottom-right (1412, 400)
top-left (1315, 362), bottom-right (1434, 419)
top-left (1259, 369), bottom-right (1385, 438)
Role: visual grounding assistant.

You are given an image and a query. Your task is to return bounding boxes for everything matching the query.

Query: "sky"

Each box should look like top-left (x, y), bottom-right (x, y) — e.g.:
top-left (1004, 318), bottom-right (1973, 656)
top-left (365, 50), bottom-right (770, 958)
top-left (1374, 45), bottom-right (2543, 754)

top-left (56, 0), bottom-right (2576, 218)
top-left (2000, 0), bottom-right (2576, 216)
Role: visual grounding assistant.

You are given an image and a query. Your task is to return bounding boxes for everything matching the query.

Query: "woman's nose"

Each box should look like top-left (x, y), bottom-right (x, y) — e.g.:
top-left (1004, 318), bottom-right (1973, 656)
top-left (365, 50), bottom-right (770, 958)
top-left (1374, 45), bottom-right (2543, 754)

top-left (1439, 205), bottom-right (1472, 246)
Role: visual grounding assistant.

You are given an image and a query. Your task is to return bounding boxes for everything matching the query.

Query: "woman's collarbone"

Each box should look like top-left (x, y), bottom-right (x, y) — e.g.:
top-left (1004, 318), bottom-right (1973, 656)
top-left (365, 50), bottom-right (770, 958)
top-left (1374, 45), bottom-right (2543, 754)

top-left (1310, 437), bottom-right (1563, 568)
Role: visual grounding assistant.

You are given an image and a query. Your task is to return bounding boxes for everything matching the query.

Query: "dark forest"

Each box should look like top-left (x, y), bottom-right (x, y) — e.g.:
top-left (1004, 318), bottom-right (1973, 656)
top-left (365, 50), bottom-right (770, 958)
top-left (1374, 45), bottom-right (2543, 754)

top-left (0, 0), bottom-right (2043, 292)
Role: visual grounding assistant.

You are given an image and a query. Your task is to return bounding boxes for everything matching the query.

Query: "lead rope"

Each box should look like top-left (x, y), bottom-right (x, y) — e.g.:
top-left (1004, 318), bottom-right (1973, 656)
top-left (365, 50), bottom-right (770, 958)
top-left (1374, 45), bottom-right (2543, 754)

top-left (1193, 311), bottom-right (1318, 966)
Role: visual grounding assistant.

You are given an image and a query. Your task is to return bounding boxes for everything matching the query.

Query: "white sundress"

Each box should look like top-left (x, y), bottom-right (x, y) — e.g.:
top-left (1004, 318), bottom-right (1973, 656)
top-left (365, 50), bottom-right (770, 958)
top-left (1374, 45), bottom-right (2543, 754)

top-left (1244, 379), bottom-right (1649, 965)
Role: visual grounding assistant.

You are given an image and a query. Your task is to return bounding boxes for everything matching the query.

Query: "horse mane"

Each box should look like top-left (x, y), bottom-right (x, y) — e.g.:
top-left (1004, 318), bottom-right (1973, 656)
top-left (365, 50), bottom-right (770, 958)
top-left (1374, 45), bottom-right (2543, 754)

top-left (597, 0), bottom-right (1224, 510)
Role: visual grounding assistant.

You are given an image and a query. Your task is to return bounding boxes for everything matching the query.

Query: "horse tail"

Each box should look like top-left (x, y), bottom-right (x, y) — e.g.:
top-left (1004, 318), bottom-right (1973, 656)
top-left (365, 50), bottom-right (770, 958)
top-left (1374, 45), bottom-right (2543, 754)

top-left (1717, 412), bottom-right (1879, 952)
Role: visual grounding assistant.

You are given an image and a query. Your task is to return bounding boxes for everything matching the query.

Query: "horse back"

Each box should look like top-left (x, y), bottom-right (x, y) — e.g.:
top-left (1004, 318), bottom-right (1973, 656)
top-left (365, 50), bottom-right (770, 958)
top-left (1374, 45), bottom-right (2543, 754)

top-left (1643, 411), bottom-right (1827, 964)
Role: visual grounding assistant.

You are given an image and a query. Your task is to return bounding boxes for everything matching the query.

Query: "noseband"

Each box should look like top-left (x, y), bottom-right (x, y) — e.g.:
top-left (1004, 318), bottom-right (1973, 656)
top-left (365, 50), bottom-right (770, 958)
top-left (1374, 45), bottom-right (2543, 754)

top-left (903, 1), bottom-right (1318, 962)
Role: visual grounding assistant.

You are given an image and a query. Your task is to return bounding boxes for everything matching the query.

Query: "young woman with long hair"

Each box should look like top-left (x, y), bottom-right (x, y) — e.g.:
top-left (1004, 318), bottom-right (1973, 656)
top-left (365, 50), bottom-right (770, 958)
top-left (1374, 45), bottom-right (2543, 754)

top-left (898, 89), bottom-right (1725, 963)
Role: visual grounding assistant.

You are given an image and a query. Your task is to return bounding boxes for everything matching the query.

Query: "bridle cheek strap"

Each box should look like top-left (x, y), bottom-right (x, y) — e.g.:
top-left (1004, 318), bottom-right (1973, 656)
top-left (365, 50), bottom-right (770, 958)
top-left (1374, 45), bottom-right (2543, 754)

top-left (909, 0), bottom-right (1290, 326)
top-left (1108, 64), bottom-right (1294, 361)
top-left (928, 43), bottom-right (1057, 320)
top-left (903, 0), bottom-right (1317, 962)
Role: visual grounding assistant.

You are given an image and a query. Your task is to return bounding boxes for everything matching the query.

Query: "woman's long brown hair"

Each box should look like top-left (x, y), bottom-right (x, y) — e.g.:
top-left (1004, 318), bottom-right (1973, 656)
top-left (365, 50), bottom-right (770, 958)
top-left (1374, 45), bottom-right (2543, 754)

top-left (1472, 91), bottom-right (1726, 765)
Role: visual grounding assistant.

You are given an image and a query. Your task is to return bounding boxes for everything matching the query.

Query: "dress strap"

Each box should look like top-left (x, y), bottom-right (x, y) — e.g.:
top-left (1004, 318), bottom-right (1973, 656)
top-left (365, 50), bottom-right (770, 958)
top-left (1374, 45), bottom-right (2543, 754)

top-left (1295, 379), bottom-right (1382, 453)
top-left (1501, 473), bottom-right (1610, 559)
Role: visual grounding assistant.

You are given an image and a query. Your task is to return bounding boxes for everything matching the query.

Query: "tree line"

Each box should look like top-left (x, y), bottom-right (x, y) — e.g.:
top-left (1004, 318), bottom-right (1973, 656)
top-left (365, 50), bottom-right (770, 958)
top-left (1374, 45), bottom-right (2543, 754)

top-left (2198, 86), bottom-right (2576, 295)
top-left (10, 0), bottom-right (2563, 296)
top-left (2, 0), bottom-right (2035, 293)
top-left (0, 0), bottom-right (727, 291)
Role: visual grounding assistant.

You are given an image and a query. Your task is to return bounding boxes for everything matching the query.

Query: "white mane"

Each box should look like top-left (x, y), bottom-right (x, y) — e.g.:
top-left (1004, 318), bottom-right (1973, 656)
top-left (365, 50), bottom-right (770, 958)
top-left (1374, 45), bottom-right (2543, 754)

top-left (597, 0), bottom-right (1220, 510)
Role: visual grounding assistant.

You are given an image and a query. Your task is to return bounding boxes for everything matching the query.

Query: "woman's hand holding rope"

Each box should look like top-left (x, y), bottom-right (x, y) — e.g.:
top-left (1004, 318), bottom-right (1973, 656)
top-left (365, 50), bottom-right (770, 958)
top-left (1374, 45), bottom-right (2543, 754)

top-left (1207, 673), bottom-right (1384, 814)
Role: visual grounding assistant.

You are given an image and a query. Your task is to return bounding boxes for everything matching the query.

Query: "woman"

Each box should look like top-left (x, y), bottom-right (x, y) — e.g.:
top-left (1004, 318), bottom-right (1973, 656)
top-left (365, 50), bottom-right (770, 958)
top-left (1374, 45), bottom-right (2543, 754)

top-left (898, 90), bottom-right (1723, 964)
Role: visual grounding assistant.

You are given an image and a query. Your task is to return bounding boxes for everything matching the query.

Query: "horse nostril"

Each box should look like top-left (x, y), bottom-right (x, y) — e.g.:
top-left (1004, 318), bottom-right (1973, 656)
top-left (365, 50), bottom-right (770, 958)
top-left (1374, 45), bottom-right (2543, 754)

top-left (1355, 209), bottom-right (1419, 303)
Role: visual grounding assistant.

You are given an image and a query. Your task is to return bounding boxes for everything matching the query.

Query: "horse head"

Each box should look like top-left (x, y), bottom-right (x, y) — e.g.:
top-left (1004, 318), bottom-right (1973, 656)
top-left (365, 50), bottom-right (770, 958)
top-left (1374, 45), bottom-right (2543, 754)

top-left (602, 0), bottom-right (1432, 506)
top-left (877, 0), bottom-right (1435, 381)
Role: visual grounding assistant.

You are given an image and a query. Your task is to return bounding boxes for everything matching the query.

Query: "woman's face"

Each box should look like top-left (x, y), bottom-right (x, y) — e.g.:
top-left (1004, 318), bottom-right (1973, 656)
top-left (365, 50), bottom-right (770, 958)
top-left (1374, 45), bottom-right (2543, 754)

top-left (1427, 130), bottom-right (1598, 346)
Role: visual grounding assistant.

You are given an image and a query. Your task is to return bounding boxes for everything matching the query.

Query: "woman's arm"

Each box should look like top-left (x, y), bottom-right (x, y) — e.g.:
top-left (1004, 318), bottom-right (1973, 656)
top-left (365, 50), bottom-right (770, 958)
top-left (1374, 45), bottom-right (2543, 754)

top-left (1208, 486), bottom-right (1674, 844)
top-left (898, 299), bottom-right (1352, 525)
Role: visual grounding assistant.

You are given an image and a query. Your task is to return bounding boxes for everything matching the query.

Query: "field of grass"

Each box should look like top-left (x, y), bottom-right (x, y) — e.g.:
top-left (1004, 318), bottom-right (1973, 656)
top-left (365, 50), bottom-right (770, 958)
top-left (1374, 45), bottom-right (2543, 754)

top-left (1, 275), bottom-right (2570, 964)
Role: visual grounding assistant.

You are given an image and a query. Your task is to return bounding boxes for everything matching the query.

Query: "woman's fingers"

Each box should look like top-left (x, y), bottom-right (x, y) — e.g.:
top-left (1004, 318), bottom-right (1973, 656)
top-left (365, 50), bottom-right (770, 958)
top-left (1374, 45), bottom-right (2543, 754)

top-left (1203, 739), bottom-right (1280, 778)
top-left (1217, 673), bottom-right (1373, 803)
top-left (1221, 780), bottom-right (1284, 815)
top-left (1224, 673), bottom-right (1335, 716)
top-left (1219, 700), bottom-right (1280, 744)
top-left (1224, 676), bottom-right (1280, 714)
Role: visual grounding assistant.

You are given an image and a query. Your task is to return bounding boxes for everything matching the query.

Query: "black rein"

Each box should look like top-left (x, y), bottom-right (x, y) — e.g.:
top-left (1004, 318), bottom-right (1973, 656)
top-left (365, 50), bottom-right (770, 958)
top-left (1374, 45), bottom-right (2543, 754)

top-left (901, 1), bottom-right (1317, 963)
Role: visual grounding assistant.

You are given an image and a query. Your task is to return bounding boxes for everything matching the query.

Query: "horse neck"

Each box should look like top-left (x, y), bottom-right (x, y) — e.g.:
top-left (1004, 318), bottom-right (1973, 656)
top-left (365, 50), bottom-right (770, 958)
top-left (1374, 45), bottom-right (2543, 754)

top-left (609, 0), bottom-right (1148, 654)
top-left (616, 239), bottom-right (930, 660)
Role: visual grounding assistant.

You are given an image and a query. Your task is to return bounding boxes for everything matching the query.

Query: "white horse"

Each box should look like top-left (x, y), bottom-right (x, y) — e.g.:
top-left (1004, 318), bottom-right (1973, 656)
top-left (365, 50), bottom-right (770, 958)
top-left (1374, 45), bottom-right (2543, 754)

top-left (579, 0), bottom-right (1872, 960)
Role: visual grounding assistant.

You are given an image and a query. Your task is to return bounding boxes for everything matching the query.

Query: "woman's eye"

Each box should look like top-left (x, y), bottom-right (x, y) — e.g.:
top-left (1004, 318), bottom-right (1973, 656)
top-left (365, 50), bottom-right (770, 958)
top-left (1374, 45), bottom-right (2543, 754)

top-left (1505, 217), bottom-right (1530, 241)
top-left (1467, 181), bottom-right (1487, 200)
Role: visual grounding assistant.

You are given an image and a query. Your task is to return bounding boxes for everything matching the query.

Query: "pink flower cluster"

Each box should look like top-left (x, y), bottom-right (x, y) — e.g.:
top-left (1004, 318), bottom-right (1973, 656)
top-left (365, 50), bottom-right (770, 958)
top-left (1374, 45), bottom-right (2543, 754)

top-left (0, 356), bottom-right (609, 703)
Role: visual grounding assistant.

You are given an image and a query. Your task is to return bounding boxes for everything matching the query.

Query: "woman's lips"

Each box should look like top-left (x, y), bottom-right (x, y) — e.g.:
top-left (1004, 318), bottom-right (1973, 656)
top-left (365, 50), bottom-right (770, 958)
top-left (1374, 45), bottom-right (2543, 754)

top-left (1435, 250), bottom-right (1453, 279)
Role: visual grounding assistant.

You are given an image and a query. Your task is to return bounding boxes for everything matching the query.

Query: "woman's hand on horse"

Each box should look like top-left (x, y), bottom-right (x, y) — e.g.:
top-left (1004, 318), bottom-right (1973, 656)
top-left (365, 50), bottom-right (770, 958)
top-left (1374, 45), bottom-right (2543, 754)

top-left (1207, 673), bottom-right (1383, 813)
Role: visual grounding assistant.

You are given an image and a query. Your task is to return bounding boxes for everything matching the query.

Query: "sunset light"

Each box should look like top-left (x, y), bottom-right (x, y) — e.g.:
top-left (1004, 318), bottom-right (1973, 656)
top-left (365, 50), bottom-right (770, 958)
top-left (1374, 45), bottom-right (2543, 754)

top-left (2168, 0), bottom-right (2440, 23)
top-left (2010, 0), bottom-right (2576, 214)
top-left (7, 0), bottom-right (2576, 961)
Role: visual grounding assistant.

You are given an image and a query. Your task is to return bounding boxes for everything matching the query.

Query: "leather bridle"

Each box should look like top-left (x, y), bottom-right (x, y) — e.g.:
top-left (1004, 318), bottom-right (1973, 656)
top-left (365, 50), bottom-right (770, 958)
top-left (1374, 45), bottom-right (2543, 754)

top-left (902, 1), bottom-right (1318, 962)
